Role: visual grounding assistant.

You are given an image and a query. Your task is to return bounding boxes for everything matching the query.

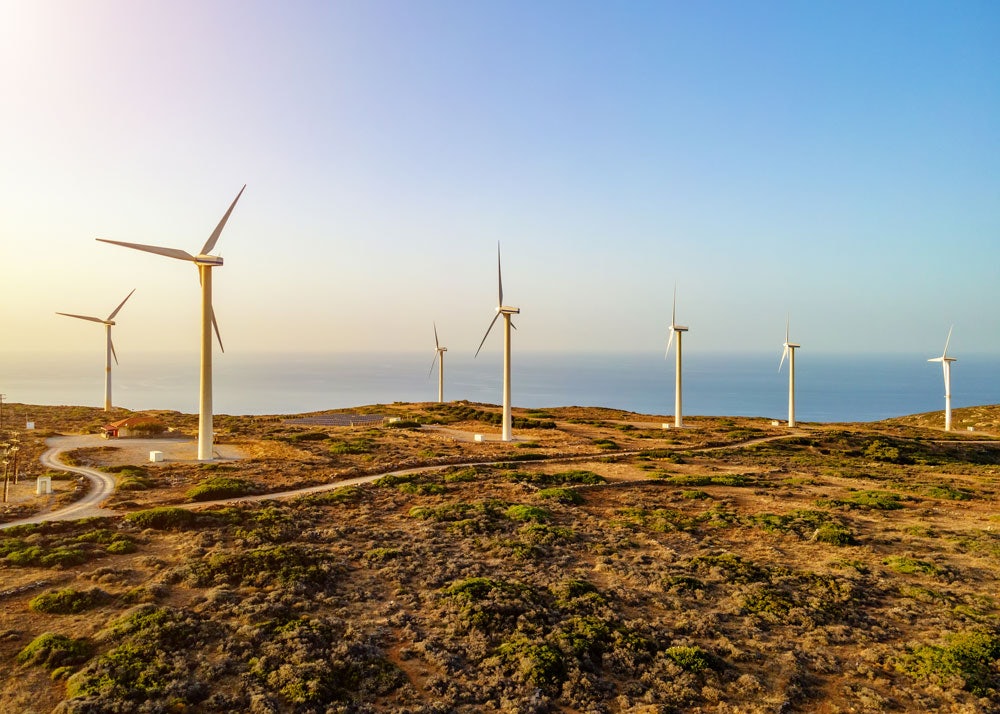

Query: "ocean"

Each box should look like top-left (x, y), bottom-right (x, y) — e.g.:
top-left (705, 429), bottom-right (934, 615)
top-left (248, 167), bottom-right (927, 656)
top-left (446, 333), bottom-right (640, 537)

top-left (1, 351), bottom-right (997, 423)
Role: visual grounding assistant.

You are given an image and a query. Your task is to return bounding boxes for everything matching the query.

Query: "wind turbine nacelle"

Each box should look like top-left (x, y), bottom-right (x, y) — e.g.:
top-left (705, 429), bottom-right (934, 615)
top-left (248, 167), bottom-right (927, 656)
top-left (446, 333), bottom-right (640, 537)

top-left (440, 347), bottom-right (448, 353)
top-left (500, 306), bottom-right (520, 315)
top-left (672, 325), bottom-right (689, 332)
top-left (195, 254), bottom-right (224, 266)
top-left (785, 342), bottom-right (800, 349)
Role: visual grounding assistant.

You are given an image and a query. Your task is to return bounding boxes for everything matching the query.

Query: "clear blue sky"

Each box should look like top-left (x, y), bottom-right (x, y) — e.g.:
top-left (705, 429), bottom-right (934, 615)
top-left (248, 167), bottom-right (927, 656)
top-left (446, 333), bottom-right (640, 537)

top-left (2, 0), bottom-right (997, 358)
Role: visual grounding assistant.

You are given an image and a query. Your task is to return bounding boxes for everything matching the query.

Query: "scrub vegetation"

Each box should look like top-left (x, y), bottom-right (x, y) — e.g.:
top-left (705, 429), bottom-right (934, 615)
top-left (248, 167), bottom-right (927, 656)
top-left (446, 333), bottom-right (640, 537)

top-left (1, 401), bottom-right (999, 712)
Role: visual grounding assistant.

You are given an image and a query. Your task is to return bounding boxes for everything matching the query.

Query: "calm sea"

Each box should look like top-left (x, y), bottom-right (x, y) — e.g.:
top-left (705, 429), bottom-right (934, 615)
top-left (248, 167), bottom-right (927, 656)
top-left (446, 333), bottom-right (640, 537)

top-left (1, 351), bottom-right (997, 423)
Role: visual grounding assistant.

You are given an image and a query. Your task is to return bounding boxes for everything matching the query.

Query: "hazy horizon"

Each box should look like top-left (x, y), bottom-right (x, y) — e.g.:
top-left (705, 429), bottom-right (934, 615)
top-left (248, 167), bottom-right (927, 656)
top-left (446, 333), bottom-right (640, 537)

top-left (2, 1), bottom-right (997, 359)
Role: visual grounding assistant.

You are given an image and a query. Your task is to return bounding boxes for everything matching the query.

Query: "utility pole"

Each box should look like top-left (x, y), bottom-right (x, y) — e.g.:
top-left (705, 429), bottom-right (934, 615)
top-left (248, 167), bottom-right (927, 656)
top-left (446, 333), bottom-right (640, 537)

top-left (0, 394), bottom-right (5, 432)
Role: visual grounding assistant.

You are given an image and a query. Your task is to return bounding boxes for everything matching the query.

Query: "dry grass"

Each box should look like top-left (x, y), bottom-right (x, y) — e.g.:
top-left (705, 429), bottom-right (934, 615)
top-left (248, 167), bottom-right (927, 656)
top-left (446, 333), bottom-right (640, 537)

top-left (1, 402), bottom-right (999, 712)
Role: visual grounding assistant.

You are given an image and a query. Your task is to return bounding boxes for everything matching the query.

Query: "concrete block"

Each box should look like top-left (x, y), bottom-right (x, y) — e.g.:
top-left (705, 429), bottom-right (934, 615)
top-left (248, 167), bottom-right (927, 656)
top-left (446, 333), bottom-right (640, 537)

top-left (149, 450), bottom-right (164, 463)
top-left (474, 434), bottom-right (485, 442)
top-left (36, 476), bottom-right (52, 495)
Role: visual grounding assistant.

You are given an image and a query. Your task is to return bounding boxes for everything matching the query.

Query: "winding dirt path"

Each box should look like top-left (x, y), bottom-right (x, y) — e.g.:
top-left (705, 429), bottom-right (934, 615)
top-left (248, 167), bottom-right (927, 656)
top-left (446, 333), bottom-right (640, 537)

top-left (1, 431), bottom-right (809, 529)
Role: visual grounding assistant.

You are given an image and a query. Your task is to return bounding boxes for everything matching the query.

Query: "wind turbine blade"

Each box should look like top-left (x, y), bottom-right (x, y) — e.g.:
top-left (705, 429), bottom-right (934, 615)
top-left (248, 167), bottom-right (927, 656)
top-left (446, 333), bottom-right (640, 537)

top-left (55, 312), bottom-right (105, 324)
top-left (510, 320), bottom-right (517, 331)
top-left (434, 322), bottom-right (440, 350)
top-left (785, 314), bottom-right (790, 344)
top-left (779, 345), bottom-right (788, 373)
top-left (942, 325), bottom-right (953, 358)
top-left (211, 308), bottom-right (225, 353)
top-left (671, 285), bottom-right (677, 327)
top-left (97, 238), bottom-right (195, 262)
top-left (497, 242), bottom-right (503, 307)
top-left (200, 184), bottom-right (246, 255)
top-left (475, 313), bottom-right (501, 358)
top-left (665, 328), bottom-right (675, 358)
top-left (428, 351), bottom-right (439, 378)
top-left (110, 337), bottom-right (119, 366)
top-left (106, 288), bottom-right (136, 321)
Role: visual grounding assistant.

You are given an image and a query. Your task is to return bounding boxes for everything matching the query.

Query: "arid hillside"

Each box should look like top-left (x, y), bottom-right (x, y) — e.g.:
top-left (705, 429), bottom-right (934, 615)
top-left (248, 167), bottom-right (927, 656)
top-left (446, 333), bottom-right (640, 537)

top-left (1, 402), bottom-right (999, 713)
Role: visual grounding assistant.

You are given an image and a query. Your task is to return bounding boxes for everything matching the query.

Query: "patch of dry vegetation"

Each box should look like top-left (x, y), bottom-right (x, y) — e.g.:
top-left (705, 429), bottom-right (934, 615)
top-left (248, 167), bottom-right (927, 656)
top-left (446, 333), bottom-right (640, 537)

top-left (1, 403), bottom-right (999, 711)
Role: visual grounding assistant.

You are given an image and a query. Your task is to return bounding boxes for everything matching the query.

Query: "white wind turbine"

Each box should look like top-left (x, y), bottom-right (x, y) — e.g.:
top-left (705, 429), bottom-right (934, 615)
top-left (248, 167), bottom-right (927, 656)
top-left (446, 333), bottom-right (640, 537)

top-left (664, 286), bottom-right (688, 428)
top-left (928, 326), bottom-right (957, 431)
top-left (97, 185), bottom-right (245, 460)
top-left (475, 244), bottom-right (519, 441)
top-left (56, 288), bottom-right (136, 412)
top-left (778, 315), bottom-right (800, 427)
top-left (429, 323), bottom-right (447, 403)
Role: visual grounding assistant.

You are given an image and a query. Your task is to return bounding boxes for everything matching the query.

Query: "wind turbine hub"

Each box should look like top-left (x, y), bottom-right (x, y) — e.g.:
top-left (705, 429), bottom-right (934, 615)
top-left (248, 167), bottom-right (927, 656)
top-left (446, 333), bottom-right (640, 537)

top-left (195, 255), bottom-right (224, 266)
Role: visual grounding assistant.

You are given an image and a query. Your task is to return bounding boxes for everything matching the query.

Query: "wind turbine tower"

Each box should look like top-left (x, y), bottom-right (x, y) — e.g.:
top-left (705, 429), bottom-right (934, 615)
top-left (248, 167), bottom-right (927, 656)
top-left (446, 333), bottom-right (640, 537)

top-left (928, 326), bottom-right (957, 431)
top-left (429, 323), bottom-right (447, 403)
top-left (475, 244), bottom-right (519, 441)
top-left (665, 287), bottom-right (688, 428)
top-left (97, 185), bottom-right (245, 460)
top-left (778, 316), bottom-right (800, 427)
top-left (56, 288), bottom-right (135, 412)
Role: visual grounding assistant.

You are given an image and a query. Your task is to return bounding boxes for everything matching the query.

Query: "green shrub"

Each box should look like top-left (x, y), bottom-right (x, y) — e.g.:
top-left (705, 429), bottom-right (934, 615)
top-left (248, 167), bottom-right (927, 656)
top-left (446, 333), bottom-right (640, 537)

top-left (17, 633), bottom-right (92, 669)
top-left (681, 490), bottom-right (710, 500)
top-left (187, 544), bottom-right (335, 589)
top-left (29, 588), bottom-right (108, 614)
top-left (536, 487), bottom-right (583, 505)
top-left (665, 645), bottom-right (713, 672)
top-left (364, 547), bottom-right (401, 564)
top-left (864, 439), bottom-right (908, 463)
top-left (497, 636), bottom-right (565, 686)
top-left (506, 470), bottom-right (605, 486)
top-left (592, 438), bottom-right (619, 451)
top-left (884, 555), bottom-right (940, 575)
top-left (329, 438), bottom-right (375, 455)
top-left (125, 507), bottom-right (196, 530)
top-left (106, 539), bottom-right (136, 554)
top-left (898, 630), bottom-right (1000, 695)
top-left (185, 477), bottom-right (255, 501)
top-left (927, 485), bottom-right (974, 501)
top-left (819, 490), bottom-right (904, 510)
top-left (505, 504), bottom-right (551, 522)
top-left (813, 523), bottom-right (855, 546)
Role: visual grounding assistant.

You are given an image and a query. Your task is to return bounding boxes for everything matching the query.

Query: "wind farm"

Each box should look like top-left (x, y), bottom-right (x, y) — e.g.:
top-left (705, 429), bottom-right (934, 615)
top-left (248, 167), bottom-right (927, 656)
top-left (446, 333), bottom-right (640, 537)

top-left (55, 288), bottom-right (135, 412)
top-left (2, 2), bottom-right (998, 713)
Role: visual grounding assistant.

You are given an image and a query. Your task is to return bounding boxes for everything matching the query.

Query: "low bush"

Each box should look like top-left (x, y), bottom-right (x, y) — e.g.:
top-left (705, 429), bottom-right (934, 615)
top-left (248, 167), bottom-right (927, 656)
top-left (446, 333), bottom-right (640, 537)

top-left (29, 587), bottom-right (109, 614)
top-left (125, 507), bottom-right (196, 530)
top-left (505, 504), bottom-right (551, 522)
top-left (17, 633), bottom-right (92, 669)
top-left (536, 487), bottom-right (584, 505)
top-left (898, 630), bottom-right (1000, 695)
top-left (185, 477), bottom-right (255, 501)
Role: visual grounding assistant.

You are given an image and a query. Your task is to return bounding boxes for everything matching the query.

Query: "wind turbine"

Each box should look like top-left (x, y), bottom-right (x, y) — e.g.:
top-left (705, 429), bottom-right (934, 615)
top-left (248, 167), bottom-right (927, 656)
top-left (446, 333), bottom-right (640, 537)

top-left (664, 286), bottom-right (688, 428)
top-left (56, 288), bottom-right (135, 412)
top-left (429, 322), bottom-right (447, 403)
top-left (475, 243), bottom-right (519, 441)
top-left (97, 185), bottom-right (245, 460)
top-left (778, 315), bottom-right (800, 427)
top-left (928, 326), bottom-right (957, 431)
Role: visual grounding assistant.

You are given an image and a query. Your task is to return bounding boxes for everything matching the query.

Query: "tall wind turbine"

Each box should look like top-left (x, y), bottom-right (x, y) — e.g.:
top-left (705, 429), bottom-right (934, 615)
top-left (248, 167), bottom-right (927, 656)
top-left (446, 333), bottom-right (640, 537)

top-left (56, 288), bottom-right (135, 412)
top-left (97, 185), bottom-right (245, 460)
top-left (778, 316), bottom-right (800, 427)
top-left (665, 286), bottom-right (688, 428)
top-left (928, 326), bottom-right (957, 431)
top-left (475, 244), bottom-right (519, 441)
top-left (429, 322), bottom-right (447, 403)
